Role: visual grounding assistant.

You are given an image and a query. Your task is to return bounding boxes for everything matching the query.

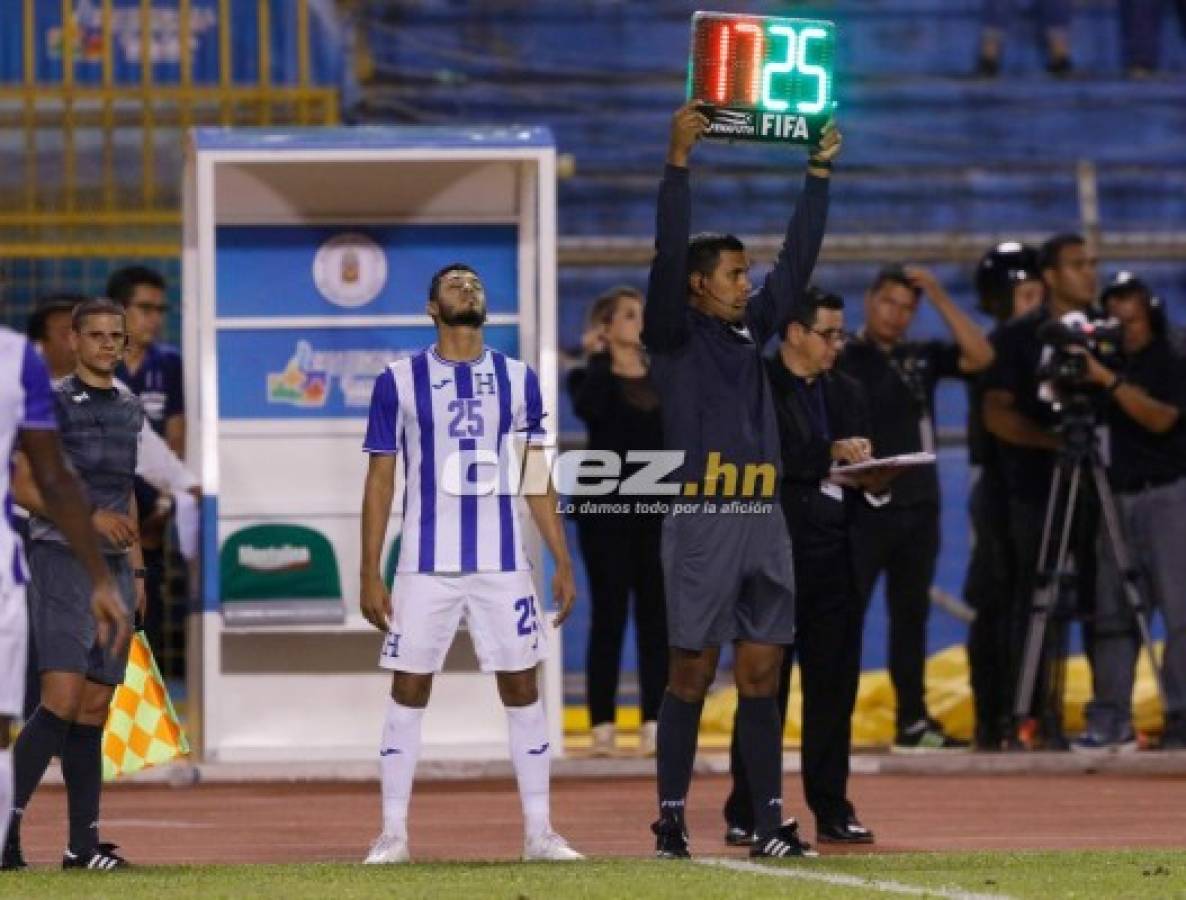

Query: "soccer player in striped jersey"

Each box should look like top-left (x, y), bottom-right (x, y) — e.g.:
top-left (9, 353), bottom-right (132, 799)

top-left (359, 263), bottom-right (582, 864)
top-left (1, 326), bottom-right (129, 872)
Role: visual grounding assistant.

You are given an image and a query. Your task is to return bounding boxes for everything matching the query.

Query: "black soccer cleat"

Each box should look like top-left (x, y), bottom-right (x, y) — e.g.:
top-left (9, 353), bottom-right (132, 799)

top-left (652, 818), bottom-right (691, 860)
top-left (750, 819), bottom-right (818, 859)
top-left (724, 824), bottom-right (755, 847)
top-left (62, 842), bottom-right (129, 871)
top-left (1, 823), bottom-right (26, 871)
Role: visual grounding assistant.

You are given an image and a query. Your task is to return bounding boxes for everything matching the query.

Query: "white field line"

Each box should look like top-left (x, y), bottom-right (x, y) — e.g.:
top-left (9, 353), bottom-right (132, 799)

top-left (696, 857), bottom-right (1015, 900)
top-left (100, 818), bottom-right (218, 829)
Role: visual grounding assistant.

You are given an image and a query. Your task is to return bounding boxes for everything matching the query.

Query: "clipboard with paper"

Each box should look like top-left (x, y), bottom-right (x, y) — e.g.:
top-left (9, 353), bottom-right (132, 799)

top-left (827, 451), bottom-right (936, 490)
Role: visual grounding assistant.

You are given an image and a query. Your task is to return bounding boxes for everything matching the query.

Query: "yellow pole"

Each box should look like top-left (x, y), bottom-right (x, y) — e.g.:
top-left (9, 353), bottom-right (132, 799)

top-left (179, 0), bottom-right (192, 134)
top-left (62, 0), bottom-right (76, 213)
top-left (140, 0), bottom-right (155, 208)
top-left (257, 0), bottom-right (271, 125)
top-left (219, 0), bottom-right (231, 124)
top-left (23, 0), bottom-right (35, 87)
top-left (297, 0), bottom-right (310, 125)
top-left (0, 243), bottom-right (181, 259)
top-left (22, 0), bottom-right (37, 215)
top-left (102, 0), bottom-right (114, 215)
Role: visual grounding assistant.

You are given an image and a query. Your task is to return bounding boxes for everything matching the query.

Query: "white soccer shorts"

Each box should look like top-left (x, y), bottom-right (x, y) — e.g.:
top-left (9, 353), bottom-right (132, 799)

top-left (0, 584), bottom-right (28, 717)
top-left (378, 570), bottom-right (548, 674)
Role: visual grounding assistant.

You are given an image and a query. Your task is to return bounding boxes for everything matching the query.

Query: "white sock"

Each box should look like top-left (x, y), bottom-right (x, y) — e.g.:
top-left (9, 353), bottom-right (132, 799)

top-left (379, 700), bottom-right (425, 838)
top-left (0, 749), bottom-right (11, 851)
top-left (506, 701), bottom-right (552, 839)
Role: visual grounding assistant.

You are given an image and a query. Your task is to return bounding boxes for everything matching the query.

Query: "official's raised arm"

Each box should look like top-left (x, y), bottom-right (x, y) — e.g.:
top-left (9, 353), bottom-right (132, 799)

top-left (643, 103), bottom-right (708, 353)
top-left (747, 121), bottom-right (841, 345)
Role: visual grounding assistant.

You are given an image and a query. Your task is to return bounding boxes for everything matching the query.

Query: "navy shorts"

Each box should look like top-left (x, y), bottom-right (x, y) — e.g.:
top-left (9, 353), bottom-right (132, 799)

top-left (28, 542), bottom-right (136, 686)
top-left (661, 501), bottom-right (796, 650)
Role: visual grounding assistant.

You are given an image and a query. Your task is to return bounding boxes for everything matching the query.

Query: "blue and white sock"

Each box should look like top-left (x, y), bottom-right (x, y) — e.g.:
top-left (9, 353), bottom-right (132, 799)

top-left (379, 699), bottom-right (424, 839)
top-left (506, 701), bottom-right (552, 839)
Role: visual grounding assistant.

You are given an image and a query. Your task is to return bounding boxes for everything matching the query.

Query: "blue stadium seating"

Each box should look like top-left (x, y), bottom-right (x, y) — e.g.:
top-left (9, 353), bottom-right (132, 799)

top-left (363, 2), bottom-right (1186, 257)
top-left (366, 1), bottom-right (1186, 80)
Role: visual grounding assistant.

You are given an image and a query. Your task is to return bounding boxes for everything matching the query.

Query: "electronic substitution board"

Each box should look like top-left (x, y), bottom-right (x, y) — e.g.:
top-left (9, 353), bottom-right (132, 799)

top-left (687, 11), bottom-right (836, 146)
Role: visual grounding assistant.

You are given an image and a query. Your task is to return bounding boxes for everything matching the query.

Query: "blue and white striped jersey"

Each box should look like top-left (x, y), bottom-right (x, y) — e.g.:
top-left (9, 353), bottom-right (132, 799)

top-left (363, 346), bottom-right (548, 575)
top-left (0, 328), bottom-right (57, 590)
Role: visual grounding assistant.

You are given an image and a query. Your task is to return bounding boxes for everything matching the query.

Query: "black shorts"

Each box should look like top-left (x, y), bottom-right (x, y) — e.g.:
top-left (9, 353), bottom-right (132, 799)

top-left (28, 542), bottom-right (136, 686)
top-left (661, 501), bottom-right (796, 650)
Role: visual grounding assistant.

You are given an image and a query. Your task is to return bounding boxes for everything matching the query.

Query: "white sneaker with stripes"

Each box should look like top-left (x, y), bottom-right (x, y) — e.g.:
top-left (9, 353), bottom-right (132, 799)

top-left (364, 832), bottom-right (410, 864)
top-left (523, 830), bottom-right (585, 861)
top-left (61, 842), bottom-right (129, 871)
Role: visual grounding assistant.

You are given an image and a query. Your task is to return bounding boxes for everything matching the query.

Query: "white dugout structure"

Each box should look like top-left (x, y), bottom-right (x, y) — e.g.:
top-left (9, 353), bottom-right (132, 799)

top-left (182, 126), bottom-right (562, 763)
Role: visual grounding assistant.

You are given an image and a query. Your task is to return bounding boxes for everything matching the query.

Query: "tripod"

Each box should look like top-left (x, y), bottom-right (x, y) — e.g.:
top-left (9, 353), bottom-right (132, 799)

top-left (1013, 398), bottom-right (1168, 742)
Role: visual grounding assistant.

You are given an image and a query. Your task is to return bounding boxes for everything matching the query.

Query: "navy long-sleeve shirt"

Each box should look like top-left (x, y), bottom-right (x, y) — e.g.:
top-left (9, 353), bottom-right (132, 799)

top-left (642, 164), bottom-right (830, 487)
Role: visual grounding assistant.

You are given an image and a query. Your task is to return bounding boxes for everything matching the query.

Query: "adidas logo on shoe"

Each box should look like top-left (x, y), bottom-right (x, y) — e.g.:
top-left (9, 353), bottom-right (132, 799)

top-left (750, 819), bottom-right (818, 859)
top-left (62, 842), bottom-right (129, 871)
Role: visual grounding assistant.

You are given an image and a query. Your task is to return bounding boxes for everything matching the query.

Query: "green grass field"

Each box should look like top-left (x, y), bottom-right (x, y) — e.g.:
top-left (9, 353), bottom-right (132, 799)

top-left (0, 851), bottom-right (1182, 899)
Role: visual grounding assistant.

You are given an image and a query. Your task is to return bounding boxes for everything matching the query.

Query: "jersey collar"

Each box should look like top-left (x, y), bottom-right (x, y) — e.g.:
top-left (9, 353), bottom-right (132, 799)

top-left (429, 345), bottom-right (489, 368)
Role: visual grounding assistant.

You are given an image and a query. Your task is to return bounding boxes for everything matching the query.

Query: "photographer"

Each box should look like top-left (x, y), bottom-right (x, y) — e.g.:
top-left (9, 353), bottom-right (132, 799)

top-left (1071, 274), bottom-right (1186, 751)
top-left (964, 243), bottom-right (1045, 750)
top-left (982, 232), bottom-right (1099, 749)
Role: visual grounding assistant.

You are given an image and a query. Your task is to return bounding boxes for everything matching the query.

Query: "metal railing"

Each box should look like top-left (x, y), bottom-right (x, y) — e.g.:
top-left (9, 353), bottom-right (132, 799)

top-left (557, 163), bottom-right (1186, 269)
top-left (0, 0), bottom-right (338, 261)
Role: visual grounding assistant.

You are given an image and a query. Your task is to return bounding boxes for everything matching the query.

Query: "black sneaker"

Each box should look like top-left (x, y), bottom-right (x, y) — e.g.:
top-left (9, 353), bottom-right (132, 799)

top-left (652, 819), bottom-right (690, 860)
top-left (1039, 726), bottom-right (1070, 752)
top-left (724, 825), bottom-right (755, 847)
top-left (1046, 55), bottom-right (1073, 77)
top-left (1, 825), bottom-right (26, 871)
top-left (892, 718), bottom-right (968, 753)
top-left (973, 723), bottom-right (1004, 752)
top-left (750, 819), bottom-right (818, 858)
top-left (817, 815), bottom-right (875, 845)
top-left (975, 53), bottom-right (1000, 78)
top-left (62, 843), bottom-right (129, 871)
top-left (1161, 714), bottom-right (1186, 750)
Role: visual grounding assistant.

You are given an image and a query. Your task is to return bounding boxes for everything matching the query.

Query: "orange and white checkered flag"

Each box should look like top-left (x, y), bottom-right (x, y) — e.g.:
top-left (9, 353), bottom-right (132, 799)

top-left (102, 631), bottom-right (191, 781)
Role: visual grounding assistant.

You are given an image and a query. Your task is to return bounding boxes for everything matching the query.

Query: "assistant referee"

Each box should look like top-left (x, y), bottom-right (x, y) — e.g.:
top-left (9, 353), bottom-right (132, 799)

top-left (6, 299), bottom-right (144, 873)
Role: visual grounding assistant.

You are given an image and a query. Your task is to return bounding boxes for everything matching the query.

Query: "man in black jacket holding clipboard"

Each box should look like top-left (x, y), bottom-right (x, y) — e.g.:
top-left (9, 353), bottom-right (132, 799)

top-left (725, 287), bottom-right (886, 847)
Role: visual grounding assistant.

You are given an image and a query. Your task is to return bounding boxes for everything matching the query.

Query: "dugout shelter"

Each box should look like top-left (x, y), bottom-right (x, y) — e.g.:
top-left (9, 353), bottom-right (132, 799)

top-left (183, 126), bottom-right (561, 763)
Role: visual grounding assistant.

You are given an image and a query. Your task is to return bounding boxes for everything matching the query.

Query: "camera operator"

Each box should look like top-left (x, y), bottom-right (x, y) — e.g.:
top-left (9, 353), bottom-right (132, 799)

top-left (982, 232), bottom-right (1099, 749)
top-left (964, 242), bottom-right (1045, 750)
top-left (838, 265), bottom-right (993, 751)
top-left (1071, 273), bottom-right (1186, 752)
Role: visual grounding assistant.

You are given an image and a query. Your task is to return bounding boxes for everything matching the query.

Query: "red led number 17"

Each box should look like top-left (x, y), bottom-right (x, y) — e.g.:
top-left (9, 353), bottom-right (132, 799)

top-left (708, 21), bottom-right (828, 115)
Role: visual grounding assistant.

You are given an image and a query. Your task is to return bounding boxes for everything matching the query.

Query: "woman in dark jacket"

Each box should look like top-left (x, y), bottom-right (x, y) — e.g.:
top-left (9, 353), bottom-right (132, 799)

top-left (568, 286), bottom-right (668, 757)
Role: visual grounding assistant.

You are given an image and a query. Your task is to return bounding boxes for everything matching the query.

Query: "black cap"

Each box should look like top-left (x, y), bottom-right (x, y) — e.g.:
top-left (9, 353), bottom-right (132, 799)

top-left (1100, 270), bottom-right (1153, 303)
top-left (1101, 271), bottom-right (1167, 336)
top-left (975, 242), bottom-right (1041, 320)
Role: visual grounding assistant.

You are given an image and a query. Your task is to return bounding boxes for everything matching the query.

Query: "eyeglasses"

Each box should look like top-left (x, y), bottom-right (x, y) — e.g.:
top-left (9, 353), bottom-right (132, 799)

top-left (808, 327), bottom-right (849, 345)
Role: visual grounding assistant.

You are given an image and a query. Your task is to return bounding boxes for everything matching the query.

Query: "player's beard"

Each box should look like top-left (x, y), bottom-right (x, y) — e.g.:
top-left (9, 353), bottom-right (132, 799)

top-left (438, 306), bottom-right (487, 328)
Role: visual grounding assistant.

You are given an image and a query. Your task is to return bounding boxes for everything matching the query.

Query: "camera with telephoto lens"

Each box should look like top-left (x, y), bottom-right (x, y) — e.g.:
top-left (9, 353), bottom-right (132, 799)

top-left (1036, 311), bottom-right (1124, 395)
